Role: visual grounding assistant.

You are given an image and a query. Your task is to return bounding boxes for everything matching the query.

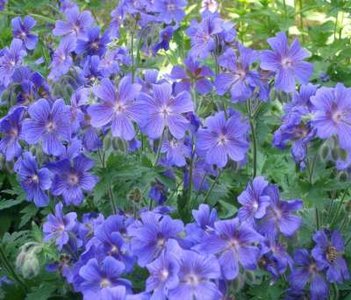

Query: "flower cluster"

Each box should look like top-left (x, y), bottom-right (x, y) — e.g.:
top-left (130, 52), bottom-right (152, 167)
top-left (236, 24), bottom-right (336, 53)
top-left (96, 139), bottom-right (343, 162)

top-left (42, 178), bottom-right (349, 299)
top-left (0, 0), bottom-right (350, 299)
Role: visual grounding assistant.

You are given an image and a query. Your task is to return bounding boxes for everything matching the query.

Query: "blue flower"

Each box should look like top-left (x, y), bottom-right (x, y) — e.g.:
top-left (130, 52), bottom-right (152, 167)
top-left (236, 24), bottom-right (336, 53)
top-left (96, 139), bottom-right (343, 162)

top-left (22, 98), bottom-right (71, 156)
top-left (11, 16), bottom-right (38, 50)
top-left (43, 202), bottom-right (78, 250)
top-left (17, 152), bottom-right (52, 207)
top-left (260, 32), bottom-right (313, 93)
top-left (0, 106), bottom-right (25, 161)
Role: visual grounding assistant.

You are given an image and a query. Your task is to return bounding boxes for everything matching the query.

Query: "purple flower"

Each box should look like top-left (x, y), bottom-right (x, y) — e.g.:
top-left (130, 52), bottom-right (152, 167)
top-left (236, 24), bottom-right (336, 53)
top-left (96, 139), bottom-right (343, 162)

top-left (50, 154), bottom-right (98, 206)
top-left (237, 176), bottom-right (271, 225)
top-left (11, 16), bottom-right (38, 50)
top-left (312, 230), bottom-right (350, 283)
top-left (0, 106), bottom-right (25, 161)
top-left (76, 27), bottom-right (110, 57)
top-left (193, 218), bottom-right (263, 280)
top-left (128, 212), bottom-right (184, 266)
top-left (185, 204), bottom-right (217, 246)
top-left (99, 48), bottom-right (131, 77)
top-left (146, 244), bottom-right (180, 298)
top-left (154, 0), bottom-right (187, 24)
top-left (0, 39), bottom-right (26, 87)
top-left (88, 77), bottom-right (141, 141)
top-left (82, 55), bottom-right (103, 84)
top-left (161, 138), bottom-right (191, 167)
top-left (171, 56), bottom-right (214, 95)
top-left (186, 14), bottom-right (223, 59)
top-left (149, 181), bottom-right (168, 205)
top-left (257, 184), bottom-right (302, 237)
top-left (94, 230), bottom-right (134, 273)
top-left (22, 98), bottom-right (71, 156)
top-left (196, 111), bottom-right (250, 168)
top-left (289, 249), bottom-right (328, 300)
top-left (260, 32), bottom-right (313, 92)
top-left (201, 0), bottom-right (218, 13)
top-left (43, 202), bottom-right (77, 250)
top-left (168, 250), bottom-right (222, 300)
top-left (152, 26), bottom-right (174, 54)
top-left (78, 256), bottom-right (130, 299)
top-left (215, 46), bottom-right (263, 102)
top-left (311, 83), bottom-right (351, 151)
top-left (49, 36), bottom-right (76, 80)
top-left (260, 238), bottom-right (292, 279)
top-left (136, 82), bottom-right (194, 139)
top-left (53, 7), bottom-right (94, 40)
top-left (17, 152), bottom-right (52, 207)
top-left (274, 84), bottom-right (317, 167)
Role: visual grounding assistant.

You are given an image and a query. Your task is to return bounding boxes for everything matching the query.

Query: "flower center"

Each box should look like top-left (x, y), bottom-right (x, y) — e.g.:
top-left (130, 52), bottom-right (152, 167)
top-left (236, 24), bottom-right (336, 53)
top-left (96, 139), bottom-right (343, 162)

top-left (308, 262), bottom-right (317, 273)
top-left (114, 101), bottom-right (125, 114)
top-left (19, 31), bottom-right (27, 39)
top-left (167, 3), bottom-right (176, 11)
top-left (217, 134), bottom-right (228, 145)
top-left (156, 236), bottom-right (166, 248)
top-left (160, 105), bottom-right (171, 117)
top-left (332, 110), bottom-right (344, 124)
top-left (228, 238), bottom-right (239, 250)
top-left (46, 121), bottom-right (56, 132)
top-left (236, 68), bottom-right (246, 80)
top-left (100, 278), bottom-right (111, 288)
top-left (326, 246), bottom-right (338, 263)
top-left (110, 245), bottom-right (119, 254)
top-left (67, 173), bottom-right (79, 186)
top-left (185, 273), bottom-right (200, 286)
top-left (90, 41), bottom-right (99, 50)
top-left (159, 268), bottom-right (169, 281)
top-left (9, 128), bottom-right (18, 137)
top-left (31, 174), bottom-right (39, 183)
top-left (252, 201), bottom-right (259, 210)
top-left (281, 57), bottom-right (293, 68)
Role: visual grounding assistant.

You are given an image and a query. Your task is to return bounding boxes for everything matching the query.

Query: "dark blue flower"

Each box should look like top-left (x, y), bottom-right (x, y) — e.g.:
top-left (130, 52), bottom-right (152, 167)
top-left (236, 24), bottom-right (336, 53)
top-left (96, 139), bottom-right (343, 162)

top-left (11, 16), bottom-right (38, 50)
top-left (289, 249), bottom-right (328, 300)
top-left (43, 202), bottom-right (78, 250)
top-left (257, 184), bottom-right (302, 237)
top-left (260, 32), bottom-right (313, 93)
top-left (0, 106), bottom-right (25, 161)
top-left (22, 98), bottom-right (71, 156)
top-left (128, 211), bottom-right (184, 266)
top-left (49, 154), bottom-right (98, 206)
top-left (17, 152), bottom-right (52, 207)
top-left (193, 217), bottom-right (263, 280)
top-left (312, 229), bottom-right (350, 284)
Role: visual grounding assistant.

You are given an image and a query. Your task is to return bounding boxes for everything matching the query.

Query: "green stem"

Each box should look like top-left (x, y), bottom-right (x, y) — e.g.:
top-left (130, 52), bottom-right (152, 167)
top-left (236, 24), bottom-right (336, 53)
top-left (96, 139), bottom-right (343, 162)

top-left (248, 100), bottom-right (258, 178)
top-left (203, 170), bottom-right (222, 204)
top-left (329, 185), bottom-right (350, 226)
top-left (131, 30), bottom-right (135, 83)
top-left (283, 0), bottom-right (288, 23)
top-left (153, 130), bottom-right (165, 167)
top-left (98, 150), bottom-right (117, 214)
top-left (0, 10), bottom-right (55, 23)
top-left (186, 136), bottom-right (195, 209)
top-left (0, 246), bottom-right (27, 291)
top-left (297, 0), bottom-right (305, 42)
top-left (315, 207), bottom-right (320, 230)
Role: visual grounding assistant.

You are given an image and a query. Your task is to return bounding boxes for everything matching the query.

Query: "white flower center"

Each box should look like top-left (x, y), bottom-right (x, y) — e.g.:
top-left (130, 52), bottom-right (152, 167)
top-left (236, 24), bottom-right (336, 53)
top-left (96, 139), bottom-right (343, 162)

top-left (185, 273), bottom-right (200, 286)
top-left (46, 121), bottom-right (56, 132)
top-left (100, 278), bottom-right (111, 288)
top-left (159, 269), bottom-right (169, 281)
top-left (67, 173), bottom-right (79, 186)
top-left (217, 134), bottom-right (228, 145)
top-left (281, 57), bottom-right (293, 68)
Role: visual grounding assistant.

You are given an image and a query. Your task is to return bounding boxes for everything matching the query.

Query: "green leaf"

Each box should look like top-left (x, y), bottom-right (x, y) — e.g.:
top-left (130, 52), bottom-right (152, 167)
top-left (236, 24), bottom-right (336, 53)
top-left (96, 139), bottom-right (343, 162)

top-left (0, 198), bottom-right (23, 211)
